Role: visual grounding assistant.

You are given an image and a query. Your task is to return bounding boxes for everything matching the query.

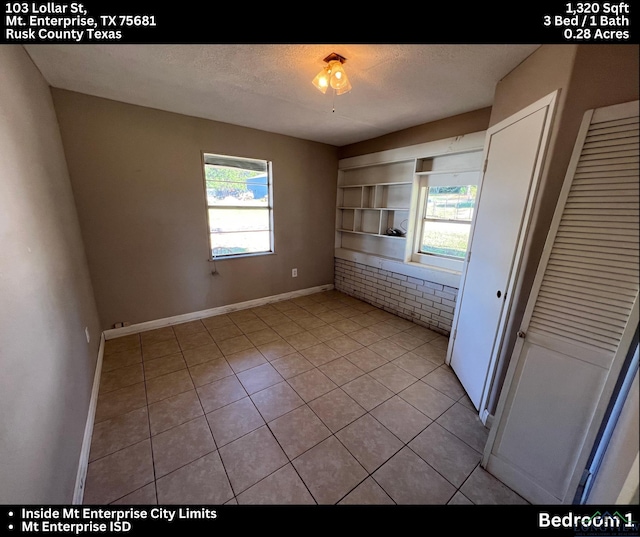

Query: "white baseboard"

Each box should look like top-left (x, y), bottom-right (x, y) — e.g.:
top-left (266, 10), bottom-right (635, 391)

top-left (73, 333), bottom-right (105, 505)
top-left (103, 284), bottom-right (334, 340)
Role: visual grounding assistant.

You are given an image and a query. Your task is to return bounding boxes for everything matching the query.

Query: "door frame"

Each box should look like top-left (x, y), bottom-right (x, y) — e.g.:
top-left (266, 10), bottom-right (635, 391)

top-left (446, 90), bottom-right (560, 422)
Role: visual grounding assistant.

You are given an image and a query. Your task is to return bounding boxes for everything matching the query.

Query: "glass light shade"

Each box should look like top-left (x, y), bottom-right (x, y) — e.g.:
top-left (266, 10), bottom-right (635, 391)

top-left (312, 66), bottom-right (330, 94)
top-left (327, 60), bottom-right (350, 92)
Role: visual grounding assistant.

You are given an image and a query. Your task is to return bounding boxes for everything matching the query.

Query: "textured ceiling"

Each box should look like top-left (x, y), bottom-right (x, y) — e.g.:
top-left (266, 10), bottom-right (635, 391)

top-left (24, 44), bottom-right (540, 146)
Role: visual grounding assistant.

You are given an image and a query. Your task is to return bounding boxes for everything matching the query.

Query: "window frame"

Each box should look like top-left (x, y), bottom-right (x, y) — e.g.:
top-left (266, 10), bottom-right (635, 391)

top-left (201, 152), bottom-right (275, 261)
top-left (410, 171), bottom-right (479, 272)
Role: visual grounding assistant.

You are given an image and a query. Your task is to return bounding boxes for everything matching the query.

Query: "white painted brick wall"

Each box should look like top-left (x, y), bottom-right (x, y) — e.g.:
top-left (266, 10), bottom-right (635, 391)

top-left (334, 258), bottom-right (458, 336)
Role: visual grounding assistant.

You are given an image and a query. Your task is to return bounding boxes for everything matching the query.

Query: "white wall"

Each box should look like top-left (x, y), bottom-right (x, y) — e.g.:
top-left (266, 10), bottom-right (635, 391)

top-left (0, 46), bottom-right (101, 503)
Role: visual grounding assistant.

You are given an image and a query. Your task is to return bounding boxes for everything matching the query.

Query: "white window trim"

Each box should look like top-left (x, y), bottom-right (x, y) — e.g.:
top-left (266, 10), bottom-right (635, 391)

top-left (202, 153), bottom-right (274, 261)
top-left (409, 172), bottom-right (479, 272)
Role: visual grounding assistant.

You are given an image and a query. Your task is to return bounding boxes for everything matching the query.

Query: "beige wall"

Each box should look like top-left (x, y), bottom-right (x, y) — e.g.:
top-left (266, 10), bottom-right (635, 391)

top-left (52, 90), bottom-right (338, 329)
top-left (338, 107), bottom-right (491, 159)
top-left (0, 46), bottom-right (101, 502)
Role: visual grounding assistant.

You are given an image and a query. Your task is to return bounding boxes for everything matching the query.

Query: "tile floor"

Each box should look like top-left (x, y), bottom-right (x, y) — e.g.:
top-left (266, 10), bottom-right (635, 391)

top-left (83, 290), bottom-right (527, 505)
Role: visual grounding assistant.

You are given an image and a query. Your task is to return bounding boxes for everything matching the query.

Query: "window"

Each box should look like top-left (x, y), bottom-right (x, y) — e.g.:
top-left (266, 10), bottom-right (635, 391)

top-left (202, 153), bottom-right (273, 259)
top-left (411, 171), bottom-right (479, 271)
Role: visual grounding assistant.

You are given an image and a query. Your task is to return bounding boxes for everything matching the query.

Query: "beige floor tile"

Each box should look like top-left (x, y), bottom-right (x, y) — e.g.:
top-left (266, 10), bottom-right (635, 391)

top-left (257, 339), bottom-right (296, 361)
top-left (292, 436), bottom-right (367, 505)
top-left (411, 342), bottom-right (446, 365)
top-left (201, 314), bottom-right (234, 331)
top-left (368, 339), bottom-right (407, 361)
top-left (318, 357), bottom-right (365, 386)
top-left (151, 416), bottom-right (216, 478)
top-left (286, 368), bottom-right (337, 402)
top-left (94, 382), bottom-right (147, 423)
top-left (208, 324), bottom-right (243, 342)
top-left (409, 422), bottom-right (481, 487)
top-left (89, 407), bottom-right (150, 462)
top-left (402, 324), bottom-right (441, 343)
top-left (448, 491), bottom-right (474, 505)
top-left (237, 464), bottom-right (316, 505)
top-left (110, 482), bottom-right (157, 505)
top-left (102, 347), bottom-right (142, 373)
top-left (104, 334), bottom-right (140, 356)
top-left (250, 381), bottom-right (304, 423)
top-left (228, 309), bottom-right (259, 322)
top-left (218, 425), bottom-right (288, 495)
top-left (246, 327), bottom-right (281, 347)
top-left (294, 316), bottom-right (327, 330)
top-left (314, 311), bottom-right (346, 325)
top-left (299, 343), bottom-right (340, 367)
top-left (182, 343), bottom-right (223, 367)
top-left (206, 397), bottom-right (264, 447)
top-left (283, 331), bottom-right (322, 351)
top-left (392, 352), bottom-right (438, 378)
top-left (171, 320), bottom-right (206, 337)
top-left (435, 402), bottom-right (489, 453)
top-left (341, 374), bottom-right (394, 411)
top-left (258, 312), bottom-right (290, 327)
top-left (336, 414), bottom-right (403, 473)
top-left (307, 388), bottom-right (366, 433)
top-left (236, 363), bottom-right (284, 395)
top-left (329, 319), bottom-right (362, 335)
top-left (235, 317), bottom-right (269, 334)
top-left (349, 327), bottom-right (385, 346)
top-left (422, 366), bottom-right (466, 400)
top-left (148, 389), bottom-right (203, 436)
top-left (87, 292), bottom-right (526, 507)
top-left (369, 362), bottom-right (418, 393)
top-left (270, 353), bottom-right (314, 379)
top-left (140, 327), bottom-right (175, 347)
top-left (369, 322), bottom-right (403, 338)
top-left (459, 466), bottom-right (528, 504)
top-left (188, 357), bottom-right (234, 388)
top-left (325, 335), bottom-right (363, 356)
top-left (225, 348), bottom-right (267, 373)
top-left (373, 447), bottom-right (456, 504)
top-left (217, 334), bottom-right (254, 355)
top-left (142, 338), bottom-right (181, 361)
top-left (386, 331), bottom-right (427, 351)
top-left (143, 353), bottom-right (186, 380)
top-left (338, 477), bottom-right (394, 505)
top-left (269, 405), bottom-right (331, 459)
top-left (370, 396), bottom-right (431, 444)
top-left (272, 320), bottom-right (305, 338)
top-left (398, 380), bottom-right (456, 420)
top-left (344, 347), bottom-right (388, 373)
top-left (196, 375), bottom-right (247, 414)
top-left (177, 331), bottom-right (214, 351)
top-left (308, 324), bottom-right (343, 342)
top-left (84, 439), bottom-right (154, 504)
top-left (99, 363), bottom-right (144, 394)
top-left (146, 369), bottom-right (194, 404)
top-left (350, 313), bottom-right (380, 328)
top-left (156, 451), bottom-right (233, 505)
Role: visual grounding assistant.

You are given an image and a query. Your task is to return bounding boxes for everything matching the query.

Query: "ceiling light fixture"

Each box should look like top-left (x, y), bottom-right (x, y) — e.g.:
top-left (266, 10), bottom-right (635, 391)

top-left (312, 53), bottom-right (352, 96)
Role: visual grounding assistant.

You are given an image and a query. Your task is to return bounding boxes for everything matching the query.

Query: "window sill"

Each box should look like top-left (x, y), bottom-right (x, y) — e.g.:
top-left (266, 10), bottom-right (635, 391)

top-left (208, 251), bottom-right (275, 261)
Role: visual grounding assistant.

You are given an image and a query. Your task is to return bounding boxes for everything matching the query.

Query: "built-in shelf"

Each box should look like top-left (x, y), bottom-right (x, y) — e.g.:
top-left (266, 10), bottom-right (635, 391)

top-left (336, 133), bottom-right (486, 265)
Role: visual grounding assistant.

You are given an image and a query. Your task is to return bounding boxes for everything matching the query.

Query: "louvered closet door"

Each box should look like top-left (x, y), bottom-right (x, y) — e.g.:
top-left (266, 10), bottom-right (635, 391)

top-left (483, 100), bottom-right (639, 504)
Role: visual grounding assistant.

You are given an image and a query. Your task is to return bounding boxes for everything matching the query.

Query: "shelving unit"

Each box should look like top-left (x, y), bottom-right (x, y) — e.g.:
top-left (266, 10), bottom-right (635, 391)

top-left (337, 182), bottom-right (411, 238)
top-left (335, 133), bottom-right (487, 265)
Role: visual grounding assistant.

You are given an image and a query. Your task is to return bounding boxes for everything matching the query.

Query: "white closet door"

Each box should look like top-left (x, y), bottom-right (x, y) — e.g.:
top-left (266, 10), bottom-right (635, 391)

top-left (484, 100), bottom-right (639, 504)
top-left (448, 91), bottom-right (558, 414)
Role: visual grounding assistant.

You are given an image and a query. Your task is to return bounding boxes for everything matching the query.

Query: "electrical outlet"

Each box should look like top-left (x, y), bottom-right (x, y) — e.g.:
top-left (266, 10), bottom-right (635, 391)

top-left (292, 268), bottom-right (298, 277)
top-left (84, 327), bottom-right (90, 343)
